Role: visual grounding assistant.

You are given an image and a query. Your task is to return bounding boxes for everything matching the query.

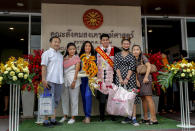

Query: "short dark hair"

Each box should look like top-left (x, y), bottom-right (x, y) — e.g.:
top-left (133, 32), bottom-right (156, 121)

top-left (64, 42), bottom-right (78, 57)
top-left (49, 36), bottom-right (61, 43)
top-left (100, 33), bottom-right (110, 40)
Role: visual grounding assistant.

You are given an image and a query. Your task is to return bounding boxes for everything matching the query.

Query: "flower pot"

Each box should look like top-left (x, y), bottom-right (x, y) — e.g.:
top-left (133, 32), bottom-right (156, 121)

top-left (21, 90), bottom-right (35, 118)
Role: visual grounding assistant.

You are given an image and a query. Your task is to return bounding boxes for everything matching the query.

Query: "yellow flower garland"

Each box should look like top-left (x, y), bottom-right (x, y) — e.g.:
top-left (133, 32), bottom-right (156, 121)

top-left (80, 54), bottom-right (98, 78)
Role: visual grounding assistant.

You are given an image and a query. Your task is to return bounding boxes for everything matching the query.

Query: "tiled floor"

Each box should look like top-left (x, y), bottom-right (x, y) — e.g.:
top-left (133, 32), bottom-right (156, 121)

top-left (0, 119), bottom-right (8, 131)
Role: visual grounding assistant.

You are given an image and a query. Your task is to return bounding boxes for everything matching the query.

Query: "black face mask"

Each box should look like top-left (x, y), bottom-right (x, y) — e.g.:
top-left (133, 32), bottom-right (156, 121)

top-left (122, 48), bottom-right (129, 51)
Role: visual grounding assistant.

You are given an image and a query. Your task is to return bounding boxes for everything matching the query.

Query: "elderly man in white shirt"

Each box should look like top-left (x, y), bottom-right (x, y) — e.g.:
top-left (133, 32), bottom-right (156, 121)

top-left (41, 36), bottom-right (64, 127)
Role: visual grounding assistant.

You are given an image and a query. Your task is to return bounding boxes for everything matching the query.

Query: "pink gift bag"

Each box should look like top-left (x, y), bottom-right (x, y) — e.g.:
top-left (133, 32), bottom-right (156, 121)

top-left (106, 84), bottom-right (136, 116)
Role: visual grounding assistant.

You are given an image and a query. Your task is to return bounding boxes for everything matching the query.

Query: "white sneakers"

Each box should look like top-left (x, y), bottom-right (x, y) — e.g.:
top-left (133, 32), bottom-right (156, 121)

top-left (59, 117), bottom-right (67, 123)
top-left (59, 117), bottom-right (75, 124)
top-left (67, 119), bottom-right (75, 124)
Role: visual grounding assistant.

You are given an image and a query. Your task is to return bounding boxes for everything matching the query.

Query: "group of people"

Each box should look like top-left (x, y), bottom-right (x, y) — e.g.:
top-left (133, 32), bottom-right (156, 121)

top-left (41, 33), bottom-right (158, 128)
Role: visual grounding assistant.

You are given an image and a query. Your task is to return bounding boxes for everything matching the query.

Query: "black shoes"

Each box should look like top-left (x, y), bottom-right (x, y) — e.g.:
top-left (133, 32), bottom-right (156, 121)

top-left (50, 121), bottom-right (63, 126)
top-left (149, 121), bottom-right (159, 125)
top-left (43, 122), bottom-right (54, 128)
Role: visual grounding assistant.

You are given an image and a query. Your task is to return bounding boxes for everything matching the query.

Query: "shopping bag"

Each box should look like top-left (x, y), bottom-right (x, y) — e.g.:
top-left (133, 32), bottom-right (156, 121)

top-left (106, 84), bottom-right (136, 116)
top-left (39, 88), bottom-right (54, 116)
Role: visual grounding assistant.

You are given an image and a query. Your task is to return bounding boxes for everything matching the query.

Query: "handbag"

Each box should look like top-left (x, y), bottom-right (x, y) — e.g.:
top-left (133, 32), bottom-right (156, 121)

top-left (106, 84), bottom-right (136, 116)
top-left (137, 56), bottom-right (157, 74)
top-left (39, 88), bottom-right (54, 116)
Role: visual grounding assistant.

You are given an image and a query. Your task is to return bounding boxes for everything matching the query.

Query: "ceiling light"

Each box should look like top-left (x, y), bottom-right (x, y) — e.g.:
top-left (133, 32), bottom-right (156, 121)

top-left (17, 2), bottom-right (24, 7)
top-left (148, 29), bottom-right (153, 33)
top-left (9, 27), bottom-right (14, 31)
top-left (155, 7), bottom-right (161, 11)
top-left (20, 38), bottom-right (24, 41)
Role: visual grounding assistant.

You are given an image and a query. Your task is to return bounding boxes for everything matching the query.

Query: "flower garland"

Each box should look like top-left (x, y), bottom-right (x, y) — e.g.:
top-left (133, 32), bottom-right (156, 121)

top-left (80, 54), bottom-right (99, 95)
top-left (80, 54), bottom-right (98, 78)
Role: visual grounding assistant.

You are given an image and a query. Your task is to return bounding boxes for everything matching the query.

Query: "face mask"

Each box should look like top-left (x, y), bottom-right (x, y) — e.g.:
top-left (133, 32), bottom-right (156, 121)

top-left (122, 48), bottom-right (129, 51)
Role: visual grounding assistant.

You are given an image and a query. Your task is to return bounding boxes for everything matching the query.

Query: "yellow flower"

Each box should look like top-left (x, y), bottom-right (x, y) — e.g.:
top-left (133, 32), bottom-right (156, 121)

top-left (187, 69), bottom-right (191, 73)
top-left (10, 71), bottom-right (15, 76)
top-left (0, 76), bottom-right (3, 82)
top-left (24, 74), bottom-right (28, 79)
top-left (23, 67), bottom-right (29, 73)
top-left (6, 67), bottom-right (11, 71)
top-left (183, 69), bottom-right (187, 72)
top-left (13, 76), bottom-right (17, 81)
top-left (18, 73), bottom-right (23, 78)
top-left (4, 71), bottom-right (8, 74)
top-left (187, 63), bottom-right (192, 67)
top-left (181, 73), bottom-right (185, 77)
top-left (189, 74), bottom-right (192, 77)
top-left (174, 71), bottom-right (177, 74)
top-left (16, 69), bottom-right (20, 73)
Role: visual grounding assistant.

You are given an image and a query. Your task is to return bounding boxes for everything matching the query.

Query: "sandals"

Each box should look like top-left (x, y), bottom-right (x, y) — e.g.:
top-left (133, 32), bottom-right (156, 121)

top-left (149, 120), bottom-right (159, 125)
top-left (83, 117), bottom-right (90, 124)
top-left (140, 119), bottom-right (150, 124)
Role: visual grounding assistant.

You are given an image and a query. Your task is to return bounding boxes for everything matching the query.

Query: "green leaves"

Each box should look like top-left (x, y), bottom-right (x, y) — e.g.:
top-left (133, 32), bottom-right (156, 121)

top-left (158, 71), bottom-right (174, 92)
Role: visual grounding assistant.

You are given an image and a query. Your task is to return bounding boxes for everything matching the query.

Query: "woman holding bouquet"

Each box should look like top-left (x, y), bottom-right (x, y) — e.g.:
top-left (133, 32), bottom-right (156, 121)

top-left (132, 45), bottom-right (158, 125)
top-left (114, 38), bottom-right (139, 126)
top-left (60, 43), bottom-right (81, 124)
top-left (79, 41), bottom-right (96, 124)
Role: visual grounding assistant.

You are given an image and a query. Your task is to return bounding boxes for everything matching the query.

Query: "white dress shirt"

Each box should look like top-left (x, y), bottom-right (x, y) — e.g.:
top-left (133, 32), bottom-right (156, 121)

top-left (41, 48), bottom-right (64, 84)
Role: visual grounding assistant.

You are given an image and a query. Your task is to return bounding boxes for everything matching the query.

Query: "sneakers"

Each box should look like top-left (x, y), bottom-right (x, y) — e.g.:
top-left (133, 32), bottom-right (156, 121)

top-left (121, 117), bottom-right (131, 124)
top-left (59, 117), bottom-right (67, 123)
top-left (132, 119), bottom-right (140, 126)
top-left (67, 119), bottom-right (75, 124)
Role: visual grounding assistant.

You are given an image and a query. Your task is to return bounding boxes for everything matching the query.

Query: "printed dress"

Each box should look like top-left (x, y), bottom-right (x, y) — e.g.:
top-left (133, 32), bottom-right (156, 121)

top-left (114, 52), bottom-right (139, 104)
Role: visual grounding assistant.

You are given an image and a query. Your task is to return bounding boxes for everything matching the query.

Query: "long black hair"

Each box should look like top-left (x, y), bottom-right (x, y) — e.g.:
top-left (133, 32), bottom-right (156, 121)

top-left (64, 42), bottom-right (78, 57)
top-left (132, 44), bottom-right (143, 63)
top-left (79, 41), bottom-right (95, 56)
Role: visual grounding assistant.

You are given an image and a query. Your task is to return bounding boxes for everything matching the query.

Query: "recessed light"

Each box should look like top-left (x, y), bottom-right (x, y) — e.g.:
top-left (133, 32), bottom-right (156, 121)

top-left (9, 27), bottom-right (14, 31)
top-left (17, 2), bottom-right (24, 7)
top-left (20, 38), bottom-right (24, 41)
top-left (155, 7), bottom-right (161, 11)
top-left (148, 29), bottom-right (153, 33)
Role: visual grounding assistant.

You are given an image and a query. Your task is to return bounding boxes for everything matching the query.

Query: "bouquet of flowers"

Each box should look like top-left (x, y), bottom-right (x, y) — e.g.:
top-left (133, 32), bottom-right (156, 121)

top-left (79, 54), bottom-right (100, 95)
top-left (158, 59), bottom-right (195, 89)
top-left (0, 57), bottom-right (34, 88)
top-left (23, 50), bottom-right (43, 94)
top-left (145, 52), bottom-right (164, 95)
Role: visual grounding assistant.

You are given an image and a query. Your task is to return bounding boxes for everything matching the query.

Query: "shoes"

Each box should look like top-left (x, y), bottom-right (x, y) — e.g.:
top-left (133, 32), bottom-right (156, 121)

top-left (140, 119), bottom-right (150, 124)
top-left (83, 117), bottom-right (90, 124)
top-left (50, 121), bottom-right (62, 126)
top-left (121, 117), bottom-right (131, 124)
top-left (67, 119), bottom-right (75, 124)
top-left (149, 120), bottom-right (159, 125)
top-left (111, 116), bottom-right (117, 121)
top-left (59, 117), bottom-right (67, 123)
top-left (43, 122), bottom-right (54, 128)
top-left (132, 119), bottom-right (140, 126)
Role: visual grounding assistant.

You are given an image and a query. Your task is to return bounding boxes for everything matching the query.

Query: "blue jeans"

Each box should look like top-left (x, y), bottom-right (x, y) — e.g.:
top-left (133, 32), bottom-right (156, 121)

top-left (80, 77), bottom-right (92, 117)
